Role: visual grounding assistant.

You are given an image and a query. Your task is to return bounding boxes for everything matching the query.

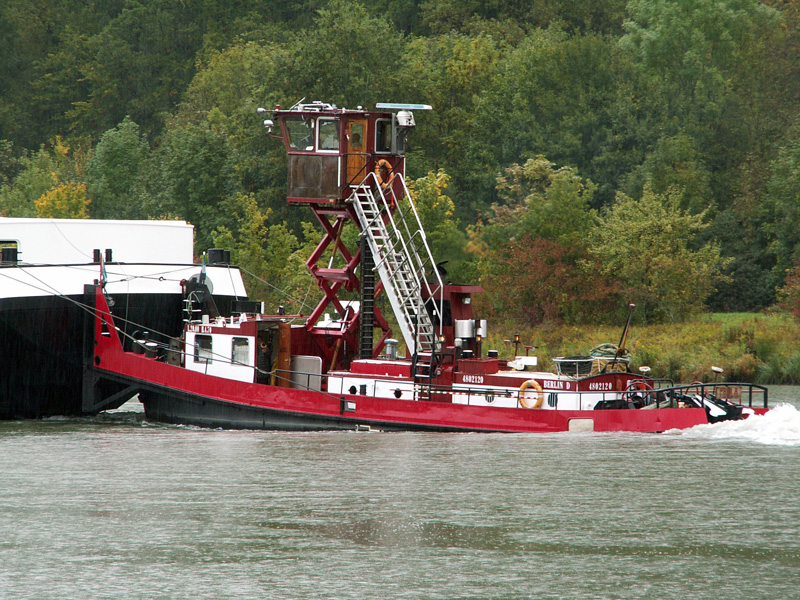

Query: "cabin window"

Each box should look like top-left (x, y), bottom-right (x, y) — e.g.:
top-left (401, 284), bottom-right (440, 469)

top-left (349, 123), bottom-right (364, 149)
top-left (232, 337), bottom-right (250, 365)
top-left (375, 118), bottom-right (405, 154)
top-left (195, 335), bottom-right (213, 364)
top-left (318, 118), bottom-right (340, 151)
top-left (375, 119), bottom-right (392, 153)
top-left (285, 118), bottom-right (314, 151)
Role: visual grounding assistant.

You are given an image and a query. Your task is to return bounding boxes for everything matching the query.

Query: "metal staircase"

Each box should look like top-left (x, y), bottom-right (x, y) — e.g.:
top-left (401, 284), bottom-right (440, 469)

top-left (348, 173), bottom-right (443, 356)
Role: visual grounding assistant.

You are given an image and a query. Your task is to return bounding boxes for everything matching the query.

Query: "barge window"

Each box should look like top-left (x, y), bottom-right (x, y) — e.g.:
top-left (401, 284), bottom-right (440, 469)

top-left (285, 118), bottom-right (314, 151)
top-left (232, 337), bottom-right (250, 365)
top-left (0, 241), bottom-right (18, 264)
top-left (195, 335), bottom-right (213, 364)
top-left (318, 118), bottom-right (340, 151)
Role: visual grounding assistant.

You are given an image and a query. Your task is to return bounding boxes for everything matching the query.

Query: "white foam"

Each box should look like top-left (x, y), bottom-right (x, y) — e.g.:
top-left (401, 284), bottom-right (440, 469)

top-left (664, 403), bottom-right (800, 446)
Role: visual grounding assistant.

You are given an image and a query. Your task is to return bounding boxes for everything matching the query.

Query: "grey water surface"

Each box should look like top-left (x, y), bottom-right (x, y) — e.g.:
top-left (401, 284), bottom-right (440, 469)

top-left (1, 388), bottom-right (799, 600)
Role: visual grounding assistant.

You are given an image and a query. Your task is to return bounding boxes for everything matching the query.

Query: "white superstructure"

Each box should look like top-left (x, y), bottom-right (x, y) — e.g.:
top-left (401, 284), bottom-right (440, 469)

top-left (0, 217), bottom-right (194, 264)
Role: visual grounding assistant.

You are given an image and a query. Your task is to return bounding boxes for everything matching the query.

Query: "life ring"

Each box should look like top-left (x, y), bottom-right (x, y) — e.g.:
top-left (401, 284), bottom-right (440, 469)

top-left (519, 379), bottom-right (544, 409)
top-left (374, 158), bottom-right (393, 189)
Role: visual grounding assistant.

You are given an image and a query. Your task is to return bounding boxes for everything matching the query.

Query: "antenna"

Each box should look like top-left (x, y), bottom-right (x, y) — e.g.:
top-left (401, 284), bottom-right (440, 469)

top-left (288, 97), bottom-right (306, 111)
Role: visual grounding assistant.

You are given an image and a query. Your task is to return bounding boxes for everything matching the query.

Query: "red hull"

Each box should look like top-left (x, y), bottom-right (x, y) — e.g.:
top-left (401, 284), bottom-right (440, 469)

top-left (92, 325), bottom-right (766, 433)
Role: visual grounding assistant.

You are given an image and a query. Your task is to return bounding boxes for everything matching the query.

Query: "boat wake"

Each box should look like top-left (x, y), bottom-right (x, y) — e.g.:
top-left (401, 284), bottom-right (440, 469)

top-left (665, 403), bottom-right (800, 446)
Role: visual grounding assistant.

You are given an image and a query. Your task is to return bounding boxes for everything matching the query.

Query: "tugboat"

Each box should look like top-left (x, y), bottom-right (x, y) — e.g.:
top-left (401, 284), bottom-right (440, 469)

top-left (81, 101), bottom-right (768, 432)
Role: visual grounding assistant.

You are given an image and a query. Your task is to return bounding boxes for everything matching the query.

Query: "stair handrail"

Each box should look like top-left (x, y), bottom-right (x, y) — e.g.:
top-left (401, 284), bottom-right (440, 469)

top-left (373, 173), bottom-right (444, 344)
top-left (349, 172), bottom-right (444, 354)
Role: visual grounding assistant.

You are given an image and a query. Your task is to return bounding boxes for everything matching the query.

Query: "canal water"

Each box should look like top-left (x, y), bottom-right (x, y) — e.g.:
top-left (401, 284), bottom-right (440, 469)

top-left (1, 388), bottom-right (799, 600)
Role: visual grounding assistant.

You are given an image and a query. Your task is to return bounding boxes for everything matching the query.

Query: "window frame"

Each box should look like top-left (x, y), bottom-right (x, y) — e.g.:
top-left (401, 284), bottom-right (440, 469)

top-left (194, 334), bottom-right (213, 364)
top-left (317, 117), bottom-right (341, 153)
top-left (232, 337), bottom-right (250, 366)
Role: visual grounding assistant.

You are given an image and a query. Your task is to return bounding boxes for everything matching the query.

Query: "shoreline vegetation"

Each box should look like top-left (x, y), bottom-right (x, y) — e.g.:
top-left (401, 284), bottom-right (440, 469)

top-left (486, 312), bottom-right (800, 385)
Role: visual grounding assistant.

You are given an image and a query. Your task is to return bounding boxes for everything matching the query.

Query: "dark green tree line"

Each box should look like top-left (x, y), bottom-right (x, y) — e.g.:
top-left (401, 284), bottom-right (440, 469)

top-left (3, 0), bottom-right (800, 323)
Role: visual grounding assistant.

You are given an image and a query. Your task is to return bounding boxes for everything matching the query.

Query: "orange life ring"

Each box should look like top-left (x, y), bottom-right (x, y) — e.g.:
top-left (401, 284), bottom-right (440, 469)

top-left (374, 158), bottom-right (393, 189)
top-left (519, 379), bottom-right (544, 409)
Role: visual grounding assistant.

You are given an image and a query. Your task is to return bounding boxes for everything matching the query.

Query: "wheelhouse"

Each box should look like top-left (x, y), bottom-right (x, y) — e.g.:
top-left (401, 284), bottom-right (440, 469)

top-left (268, 101), bottom-right (426, 204)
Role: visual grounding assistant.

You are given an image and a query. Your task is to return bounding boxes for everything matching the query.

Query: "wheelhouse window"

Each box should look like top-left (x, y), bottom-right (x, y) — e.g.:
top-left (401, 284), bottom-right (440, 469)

top-left (195, 335), bottom-right (213, 364)
top-left (318, 118), bottom-right (340, 151)
top-left (349, 123), bottom-right (364, 150)
top-left (232, 337), bottom-right (250, 365)
top-left (375, 118), bottom-right (406, 154)
top-left (375, 118), bottom-right (392, 153)
top-left (285, 118), bottom-right (314, 151)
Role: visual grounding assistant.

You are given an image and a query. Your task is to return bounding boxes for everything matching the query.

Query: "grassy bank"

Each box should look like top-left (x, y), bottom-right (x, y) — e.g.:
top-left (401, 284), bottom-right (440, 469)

top-left (484, 312), bottom-right (800, 384)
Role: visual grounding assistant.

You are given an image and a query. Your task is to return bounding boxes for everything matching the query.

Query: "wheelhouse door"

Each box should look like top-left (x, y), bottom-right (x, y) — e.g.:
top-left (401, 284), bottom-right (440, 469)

top-left (345, 120), bottom-right (368, 186)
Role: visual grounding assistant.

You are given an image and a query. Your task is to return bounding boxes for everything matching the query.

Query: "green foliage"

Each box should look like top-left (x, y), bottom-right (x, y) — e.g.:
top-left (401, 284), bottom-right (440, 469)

top-left (417, 0), bottom-right (627, 36)
top-left (704, 208), bottom-right (777, 311)
top-left (85, 117), bottom-right (149, 219)
top-left (395, 30), bottom-right (504, 210)
top-left (776, 256), bottom-right (800, 320)
top-left (281, 0), bottom-right (404, 106)
top-left (488, 311), bottom-right (797, 384)
top-left (473, 157), bottom-right (610, 324)
top-left (621, 0), bottom-right (780, 127)
top-left (623, 133), bottom-right (712, 214)
top-left (488, 157), bottom-right (596, 246)
top-left (2, 0), bottom-right (800, 322)
top-left (144, 121), bottom-right (237, 251)
top-left (762, 133), bottom-right (800, 276)
top-left (407, 169), bottom-right (472, 283)
top-left (0, 139), bottom-right (82, 217)
top-left (590, 185), bottom-right (727, 322)
top-left (0, 141), bottom-right (21, 189)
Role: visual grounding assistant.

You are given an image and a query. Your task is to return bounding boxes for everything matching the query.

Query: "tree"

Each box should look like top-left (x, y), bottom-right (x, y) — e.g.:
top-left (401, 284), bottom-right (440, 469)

top-left (484, 157), bottom-right (596, 248)
top-left (776, 256), bottom-right (800, 319)
top-left (396, 30), bottom-right (504, 214)
top-left (620, 0), bottom-right (780, 127)
top-left (407, 169), bottom-right (472, 283)
top-left (762, 134), bottom-right (800, 277)
top-left (474, 157), bottom-right (602, 322)
top-left (623, 133), bottom-right (712, 214)
top-left (279, 0), bottom-right (405, 107)
top-left (619, 0), bottom-right (784, 212)
top-left (85, 117), bottom-right (149, 219)
top-left (704, 208), bottom-right (776, 311)
top-left (489, 236), bottom-right (620, 325)
top-left (143, 121), bottom-right (237, 252)
top-left (477, 27), bottom-right (636, 208)
top-left (175, 40), bottom-right (291, 227)
top-left (590, 185), bottom-right (727, 322)
top-left (0, 138), bottom-right (82, 217)
top-left (35, 182), bottom-right (90, 218)
top-left (417, 0), bottom-right (627, 36)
